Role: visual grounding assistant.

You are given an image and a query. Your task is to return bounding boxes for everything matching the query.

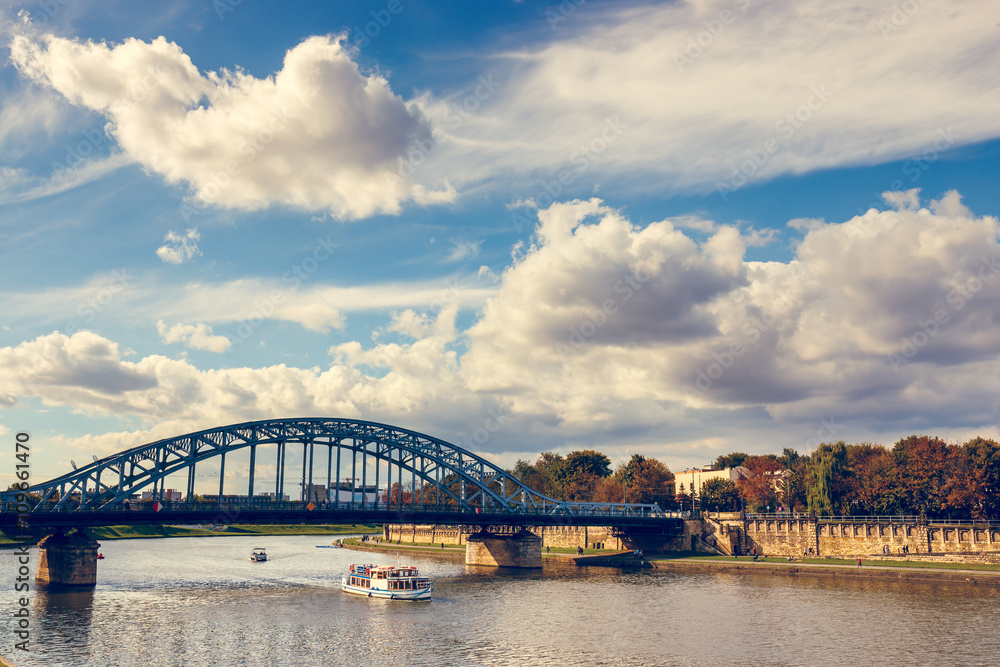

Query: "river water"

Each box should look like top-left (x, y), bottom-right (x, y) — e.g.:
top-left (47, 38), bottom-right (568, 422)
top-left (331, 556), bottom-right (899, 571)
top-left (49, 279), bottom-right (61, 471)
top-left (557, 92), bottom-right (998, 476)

top-left (1, 535), bottom-right (997, 666)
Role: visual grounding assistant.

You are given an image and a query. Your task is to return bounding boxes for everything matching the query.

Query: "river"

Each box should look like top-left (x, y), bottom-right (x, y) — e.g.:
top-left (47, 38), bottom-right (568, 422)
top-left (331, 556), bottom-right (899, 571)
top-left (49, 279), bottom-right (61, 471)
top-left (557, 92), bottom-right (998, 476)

top-left (1, 535), bottom-right (997, 666)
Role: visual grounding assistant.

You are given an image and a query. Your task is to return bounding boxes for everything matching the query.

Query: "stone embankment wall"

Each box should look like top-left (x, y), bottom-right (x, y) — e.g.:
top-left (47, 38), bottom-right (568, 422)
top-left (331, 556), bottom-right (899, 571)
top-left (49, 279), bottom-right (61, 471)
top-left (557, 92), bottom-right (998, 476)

top-left (382, 524), bottom-right (468, 545)
top-left (735, 514), bottom-right (1000, 559)
top-left (383, 524), bottom-right (623, 550)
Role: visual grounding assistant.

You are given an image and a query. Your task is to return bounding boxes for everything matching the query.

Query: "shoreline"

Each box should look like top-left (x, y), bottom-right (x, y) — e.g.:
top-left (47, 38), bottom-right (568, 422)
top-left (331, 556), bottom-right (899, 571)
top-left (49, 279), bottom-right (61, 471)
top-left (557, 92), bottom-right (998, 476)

top-left (0, 524), bottom-right (379, 547)
top-left (341, 542), bottom-right (1000, 585)
top-left (648, 558), bottom-right (1000, 586)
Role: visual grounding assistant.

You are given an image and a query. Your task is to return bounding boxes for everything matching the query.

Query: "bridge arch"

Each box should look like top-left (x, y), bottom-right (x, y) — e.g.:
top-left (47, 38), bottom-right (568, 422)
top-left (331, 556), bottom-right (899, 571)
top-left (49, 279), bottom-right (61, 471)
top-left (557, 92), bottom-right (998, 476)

top-left (9, 418), bottom-right (664, 518)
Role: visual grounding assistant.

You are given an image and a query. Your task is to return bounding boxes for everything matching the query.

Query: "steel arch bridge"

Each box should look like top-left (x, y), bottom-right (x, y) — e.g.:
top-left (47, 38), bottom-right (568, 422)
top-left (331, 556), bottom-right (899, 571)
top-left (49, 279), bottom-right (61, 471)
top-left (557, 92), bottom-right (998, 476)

top-left (4, 418), bottom-right (666, 520)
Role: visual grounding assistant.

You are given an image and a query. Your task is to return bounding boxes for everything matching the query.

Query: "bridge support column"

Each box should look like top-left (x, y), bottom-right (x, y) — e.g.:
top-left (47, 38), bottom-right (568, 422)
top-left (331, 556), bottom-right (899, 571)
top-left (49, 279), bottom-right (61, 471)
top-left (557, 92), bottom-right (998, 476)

top-left (36, 531), bottom-right (101, 587)
top-left (465, 530), bottom-right (542, 568)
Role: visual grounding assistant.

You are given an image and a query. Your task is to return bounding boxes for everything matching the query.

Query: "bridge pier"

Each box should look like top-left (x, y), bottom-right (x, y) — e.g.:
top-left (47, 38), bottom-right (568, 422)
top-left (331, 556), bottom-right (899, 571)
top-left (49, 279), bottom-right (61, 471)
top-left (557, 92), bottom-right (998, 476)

top-left (465, 530), bottom-right (542, 568)
top-left (36, 530), bottom-right (101, 587)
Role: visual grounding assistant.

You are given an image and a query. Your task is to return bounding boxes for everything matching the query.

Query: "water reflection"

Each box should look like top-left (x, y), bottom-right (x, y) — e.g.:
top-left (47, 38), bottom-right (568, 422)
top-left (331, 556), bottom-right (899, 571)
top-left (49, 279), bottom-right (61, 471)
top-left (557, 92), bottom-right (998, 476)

top-left (1, 536), bottom-right (997, 667)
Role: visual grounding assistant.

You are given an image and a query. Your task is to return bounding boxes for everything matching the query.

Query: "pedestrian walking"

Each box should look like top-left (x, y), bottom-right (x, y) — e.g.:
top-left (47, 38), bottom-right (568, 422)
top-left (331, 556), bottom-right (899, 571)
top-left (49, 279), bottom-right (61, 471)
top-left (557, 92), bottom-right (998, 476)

top-left (857, 557), bottom-right (862, 569)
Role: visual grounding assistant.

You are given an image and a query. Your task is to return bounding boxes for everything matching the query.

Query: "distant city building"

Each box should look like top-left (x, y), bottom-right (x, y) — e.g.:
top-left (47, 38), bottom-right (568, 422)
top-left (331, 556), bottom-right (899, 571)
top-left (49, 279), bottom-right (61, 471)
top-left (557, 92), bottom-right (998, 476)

top-left (673, 467), bottom-right (740, 497)
top-left (140, 489), bottom-right (183, 502)
top-left (331, 481), bottom-right (379, 504)
top-left (201, 493), bottom-right (288, 503)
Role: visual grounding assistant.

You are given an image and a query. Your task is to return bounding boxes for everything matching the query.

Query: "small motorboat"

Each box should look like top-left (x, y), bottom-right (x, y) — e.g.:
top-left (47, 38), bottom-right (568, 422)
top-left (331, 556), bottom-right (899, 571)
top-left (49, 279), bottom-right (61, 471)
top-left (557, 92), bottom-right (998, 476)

top-left (250, 547), bottom-right (267, 562)
top-left (316, 540), bottom-right (344, 549)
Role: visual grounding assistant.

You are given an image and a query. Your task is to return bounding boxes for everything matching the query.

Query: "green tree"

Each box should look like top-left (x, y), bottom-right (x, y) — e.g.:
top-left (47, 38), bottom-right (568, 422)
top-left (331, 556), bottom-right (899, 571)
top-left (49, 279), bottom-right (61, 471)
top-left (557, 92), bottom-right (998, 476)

top-left (615, 454), bottom-right (673, 506)
top-left (700, 477), bottom-right (740, 511)
top-left (806, 441), bottom-right (848, 515)
top-left (714, 452), bottom-right (749, 470)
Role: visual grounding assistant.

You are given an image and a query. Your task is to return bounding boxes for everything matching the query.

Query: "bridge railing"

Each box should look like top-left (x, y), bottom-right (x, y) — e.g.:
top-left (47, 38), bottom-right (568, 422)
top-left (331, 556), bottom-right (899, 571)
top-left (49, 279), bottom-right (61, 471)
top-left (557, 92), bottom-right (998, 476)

top-left (0, 499), bottom-right (683, 520)
top-left (745, 513), bottom-right (1000, 526)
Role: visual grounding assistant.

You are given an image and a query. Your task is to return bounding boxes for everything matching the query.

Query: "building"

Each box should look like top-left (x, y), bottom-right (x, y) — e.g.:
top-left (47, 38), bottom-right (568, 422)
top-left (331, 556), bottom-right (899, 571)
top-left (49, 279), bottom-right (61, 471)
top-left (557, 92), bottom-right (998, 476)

top-left (673, 467), bottom-right (739, 497)
top-left (140, 489), bottom-right (183, 502)
top-left (331, 482), bottom-right (379, 504)
top-left (201, 493), bottom-right (288, 503)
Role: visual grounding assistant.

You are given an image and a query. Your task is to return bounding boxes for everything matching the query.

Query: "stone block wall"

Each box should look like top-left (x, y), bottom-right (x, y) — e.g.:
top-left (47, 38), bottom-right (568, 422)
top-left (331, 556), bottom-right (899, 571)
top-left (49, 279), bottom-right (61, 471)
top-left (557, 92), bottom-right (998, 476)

top-left (384, 524), bottom-right (623, 550)
top-left (528, 525), bottom-right (621, 550)
top-left (465, 532), bottom-right (543, 568)
top-left (817, 522), bottom-right (929, 556)
top-left (744, 518), bottom-right (818, 557)
top-left (383, 524), bottom-right (468, 545)
top-left (738, 518), bottom-right (1000, 558)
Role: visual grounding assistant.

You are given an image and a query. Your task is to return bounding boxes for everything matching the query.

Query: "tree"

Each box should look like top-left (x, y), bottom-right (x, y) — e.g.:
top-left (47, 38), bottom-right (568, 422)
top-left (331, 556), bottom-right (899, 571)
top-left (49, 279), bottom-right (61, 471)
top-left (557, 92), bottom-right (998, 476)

top-left (945, 437), bottom-right (1000, 520)
top-left (616, 454), bottom-right (673, 506)
top-left (892, 435), bottom-right (951, 517)
top-left (845, 443), bottom-right (900, 514)
top-left (714, 452), bottom-right (749, 470)
top-left (735, 456), bottom-right (783, 512)
top-left (700, 477), bottom-right (740, 512)
top-left (552, 450), bottom-right (612, 500)
top-left (778, 448), bottom-right (808, 511)
top-left (806, 442), bottom-right (848, 515)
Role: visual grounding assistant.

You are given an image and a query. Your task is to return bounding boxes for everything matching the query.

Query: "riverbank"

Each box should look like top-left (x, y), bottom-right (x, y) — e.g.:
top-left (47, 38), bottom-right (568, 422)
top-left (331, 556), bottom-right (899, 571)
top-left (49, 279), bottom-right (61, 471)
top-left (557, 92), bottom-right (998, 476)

top-left (0, 524), bottom-right (379, 545)
top-left (649, 556), bottom-right (1000, 586)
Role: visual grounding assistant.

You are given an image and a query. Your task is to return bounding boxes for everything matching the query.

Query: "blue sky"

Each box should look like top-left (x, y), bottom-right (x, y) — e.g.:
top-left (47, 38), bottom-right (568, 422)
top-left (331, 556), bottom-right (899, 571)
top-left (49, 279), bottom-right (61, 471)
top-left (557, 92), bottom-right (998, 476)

top-left (1, 0), bottom-right (1000, 490)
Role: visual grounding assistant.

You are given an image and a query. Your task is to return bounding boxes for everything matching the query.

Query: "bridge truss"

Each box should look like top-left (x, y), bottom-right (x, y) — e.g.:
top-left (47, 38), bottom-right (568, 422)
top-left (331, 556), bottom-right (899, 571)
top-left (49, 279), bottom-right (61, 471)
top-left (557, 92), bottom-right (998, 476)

top-left (5, 418), bottom-right (666, 519)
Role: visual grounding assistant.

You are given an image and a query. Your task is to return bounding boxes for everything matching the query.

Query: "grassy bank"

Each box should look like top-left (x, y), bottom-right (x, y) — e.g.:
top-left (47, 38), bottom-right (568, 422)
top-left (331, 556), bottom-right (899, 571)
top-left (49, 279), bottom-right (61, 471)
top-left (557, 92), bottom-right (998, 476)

top-left (655, 553), bottom-right (1000, 573)
top-left (0, 524), bottom-right (379, 544)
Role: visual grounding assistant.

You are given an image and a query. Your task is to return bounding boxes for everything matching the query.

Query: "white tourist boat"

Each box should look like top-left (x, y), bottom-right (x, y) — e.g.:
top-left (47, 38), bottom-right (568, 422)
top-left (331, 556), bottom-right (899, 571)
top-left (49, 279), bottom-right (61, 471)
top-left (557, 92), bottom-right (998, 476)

top-left (250, 547), bottom-right (267, 562)
top-left (341, 563), bottom-right (433, 600)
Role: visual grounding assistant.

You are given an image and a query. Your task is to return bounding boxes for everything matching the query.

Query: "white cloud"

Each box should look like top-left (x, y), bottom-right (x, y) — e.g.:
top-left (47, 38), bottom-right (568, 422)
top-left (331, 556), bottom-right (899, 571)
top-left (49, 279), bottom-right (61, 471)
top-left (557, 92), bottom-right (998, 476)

top-left (9, 29), bottom-right (452, 218)
top-left (155, 228), bottom-right (201, 264)
top-left (444, 240), bottom-right (482, 263)
top-left (5, 193), bottom-right (1000, 464)
top-left (157, 320), bottom-right (231, 353)
top-left (419, 0), bottom-right (1000, 195)
top-left (0, 153), bottom-right (132, 204)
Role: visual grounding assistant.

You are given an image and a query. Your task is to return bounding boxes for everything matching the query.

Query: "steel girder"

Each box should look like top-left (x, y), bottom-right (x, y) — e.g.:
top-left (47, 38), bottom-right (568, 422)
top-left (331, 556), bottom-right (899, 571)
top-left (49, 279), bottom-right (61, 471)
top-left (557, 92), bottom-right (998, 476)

top-left (4, 418), bottom-right (665, 518)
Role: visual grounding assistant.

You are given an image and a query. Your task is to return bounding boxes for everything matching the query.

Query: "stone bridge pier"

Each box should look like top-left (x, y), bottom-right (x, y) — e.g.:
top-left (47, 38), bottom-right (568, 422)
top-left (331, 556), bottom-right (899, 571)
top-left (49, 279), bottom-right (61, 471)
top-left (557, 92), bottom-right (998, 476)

top-left (465, 530), bottom-right (542, 568)
top-left (36, 530), bottom-right (101, 587)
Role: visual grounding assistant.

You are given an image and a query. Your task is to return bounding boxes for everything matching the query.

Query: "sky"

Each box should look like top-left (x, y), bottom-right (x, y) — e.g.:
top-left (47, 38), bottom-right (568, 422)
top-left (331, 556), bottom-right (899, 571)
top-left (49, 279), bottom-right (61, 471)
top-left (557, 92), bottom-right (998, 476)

top-left (1, 0), bottom-right (999, 493)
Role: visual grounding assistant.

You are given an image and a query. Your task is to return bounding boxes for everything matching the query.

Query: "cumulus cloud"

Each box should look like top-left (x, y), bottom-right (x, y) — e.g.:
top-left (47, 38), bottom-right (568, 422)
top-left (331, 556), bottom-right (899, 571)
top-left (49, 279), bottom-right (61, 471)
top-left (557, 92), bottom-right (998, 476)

top-left (420, 0), bottom-right (1000, 195)
top-left (157, 320), bottom-right (231, 353)
top-left (6, 193), bottom-right (1000, 464)
top-left (155, 228), bottom-right (201, 264)
top-left (9, 28), bottom-right (451, 218)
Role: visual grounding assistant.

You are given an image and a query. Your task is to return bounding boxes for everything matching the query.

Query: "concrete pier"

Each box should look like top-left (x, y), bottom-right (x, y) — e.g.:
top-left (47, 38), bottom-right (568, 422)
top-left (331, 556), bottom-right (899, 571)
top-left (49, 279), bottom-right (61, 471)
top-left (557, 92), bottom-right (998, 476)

top-left (36, 531), bottom-right (101, 587)
top-left (465, 530), bottom-right (543, 568)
